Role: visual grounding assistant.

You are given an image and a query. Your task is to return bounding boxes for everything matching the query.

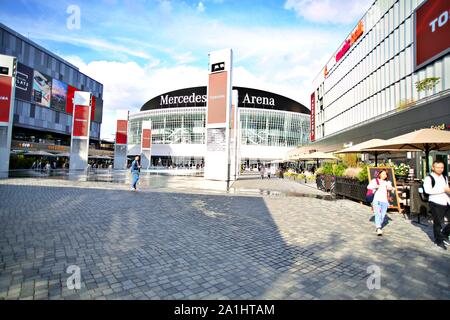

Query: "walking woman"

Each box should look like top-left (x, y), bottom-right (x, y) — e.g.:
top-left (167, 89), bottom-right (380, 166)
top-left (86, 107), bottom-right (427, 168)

top-left (130, 156), bottom-right (141, 191)
top-left (367, 169), bottom-right (394, 236)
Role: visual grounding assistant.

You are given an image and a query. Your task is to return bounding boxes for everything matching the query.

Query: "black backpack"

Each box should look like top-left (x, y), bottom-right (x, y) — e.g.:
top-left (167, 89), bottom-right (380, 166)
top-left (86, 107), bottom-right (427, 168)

top-left (419, 175), bottom-right (448, 202)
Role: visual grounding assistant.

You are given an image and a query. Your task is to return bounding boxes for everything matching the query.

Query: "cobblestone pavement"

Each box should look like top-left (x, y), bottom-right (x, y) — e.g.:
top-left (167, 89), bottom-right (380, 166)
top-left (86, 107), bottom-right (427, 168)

top-left (0, 178), bottom-right (449, 300)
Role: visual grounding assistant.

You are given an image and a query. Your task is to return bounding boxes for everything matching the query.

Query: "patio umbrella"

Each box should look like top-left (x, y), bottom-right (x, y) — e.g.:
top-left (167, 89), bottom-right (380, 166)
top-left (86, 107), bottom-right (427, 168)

top-left (297, 151), bottom-right (338, 167)
top-left (24, 150), bottom-right (55, 157)
top-left (53, 152), bottom-right (70, 157)
top-left (364, 128), bottom-right (450, 174)
top-left (334, 139), bottom-right (417, 166)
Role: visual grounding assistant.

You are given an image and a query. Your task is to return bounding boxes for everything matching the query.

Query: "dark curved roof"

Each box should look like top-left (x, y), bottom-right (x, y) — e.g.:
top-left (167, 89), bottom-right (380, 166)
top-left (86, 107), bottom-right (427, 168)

top-left (140, 86), bottom-right (310, 114)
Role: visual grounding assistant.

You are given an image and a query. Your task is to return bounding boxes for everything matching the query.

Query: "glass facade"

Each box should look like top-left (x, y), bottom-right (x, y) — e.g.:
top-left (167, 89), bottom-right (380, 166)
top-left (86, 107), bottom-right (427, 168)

top-left (313, 0), bottom-right (450, 140)
top-left (129, 107), bottom-right (310, 148)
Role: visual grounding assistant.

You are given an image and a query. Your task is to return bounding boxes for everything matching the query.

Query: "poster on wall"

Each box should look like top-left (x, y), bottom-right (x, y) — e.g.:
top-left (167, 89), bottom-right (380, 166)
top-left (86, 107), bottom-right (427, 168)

top-left (51, 79), bottom-right (68, 111)
top-left (15, 63), bottom-right (33, 101)
top-left (32, 70), bottom-right (52, 107)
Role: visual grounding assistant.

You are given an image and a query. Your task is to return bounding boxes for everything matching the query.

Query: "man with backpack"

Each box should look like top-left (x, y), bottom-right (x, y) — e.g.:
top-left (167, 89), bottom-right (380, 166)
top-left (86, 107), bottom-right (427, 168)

top-left (130, 156), bottom-right (141, 191)
top-left (423, 160), bottom-right (450, 250)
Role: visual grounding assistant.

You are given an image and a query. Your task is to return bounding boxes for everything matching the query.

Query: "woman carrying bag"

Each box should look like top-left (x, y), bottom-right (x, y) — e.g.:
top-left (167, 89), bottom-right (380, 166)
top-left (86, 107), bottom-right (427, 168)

top-left (366, 169), bottom-right (394, 236)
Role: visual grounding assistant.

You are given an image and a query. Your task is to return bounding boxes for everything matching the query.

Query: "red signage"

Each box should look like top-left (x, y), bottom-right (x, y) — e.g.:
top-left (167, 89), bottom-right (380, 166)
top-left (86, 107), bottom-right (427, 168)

top-left (207, 71), bottom-right (228, 125)
top-left (0, 76), bottom-right (12, 123)
top-left (336, 21), bottom-right (364, 62)
top-left (310, 92), bottom-right (315, 142)
top-left (116, 120), bottom-right (128, 145)
top-left (142, 129), bottom-right (152, 149)
top-left (66, 85), bottom-right (79, 114)
top-left (415, 0), bottom-right (450, 70)
top-left (72, 105), bottom-right (90, 137)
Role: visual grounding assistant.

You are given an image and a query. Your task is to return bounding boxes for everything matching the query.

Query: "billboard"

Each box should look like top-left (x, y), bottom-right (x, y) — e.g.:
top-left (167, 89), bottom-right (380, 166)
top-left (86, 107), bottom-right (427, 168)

top-left (414, 0), bottom-right (450, 70)
top-left (0, 75), bottom-right (13, 122)
top-left (207, 71), bottom-right (228, 125)
top-left (142, 128), bottom-right (152, 149)
top-left (32, 70), bottom-right (51, 107)
top-left (51, 78), bottom-right (68, 111)
top-left (15, 63), bottom-right (33, 101)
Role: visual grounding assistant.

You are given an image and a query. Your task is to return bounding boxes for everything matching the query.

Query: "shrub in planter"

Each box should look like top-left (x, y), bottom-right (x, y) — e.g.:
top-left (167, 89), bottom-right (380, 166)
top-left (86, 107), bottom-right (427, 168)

top-left (357, 164), bottom-right (369, 182)
top-left (307, 174), bottom-right (316, 182)
top-left (321, 163), bottom-right (334, 175)
top-left (332, 163), bottom-right (347, 177)
top-left (297, 173), bottom-right (306, 180)
top-left (343, 167), bottom-right (362, 179)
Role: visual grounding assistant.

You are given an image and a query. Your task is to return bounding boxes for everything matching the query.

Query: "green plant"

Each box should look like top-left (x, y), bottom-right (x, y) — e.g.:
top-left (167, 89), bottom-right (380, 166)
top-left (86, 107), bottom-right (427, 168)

top-left (396, 99), bottom-right (416, 111)
top-left (297, 173), bottom-right (306, 180)
top-left (321, 163), bottom-right (334, 175)
top-left (315, 167), bottom-right (324, 175)
top-left (415, 77), bottom-right (440, 92)
top-left (394, 163), bottom-right (410, 176)
top-left (343, 167), bottom-right (362, 179)
top-left (332, 163), bottom-right (347, 177)
top-left (357, 164), bottom-right (369, 182)
top-left (307, 174), bottom-right (316, 181)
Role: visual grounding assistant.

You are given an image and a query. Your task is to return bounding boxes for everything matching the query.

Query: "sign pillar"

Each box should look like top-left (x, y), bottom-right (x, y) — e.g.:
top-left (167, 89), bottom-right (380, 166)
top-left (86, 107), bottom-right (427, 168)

top-left (0, 54), bottom-right (17, 178)
top-left (230, 89), bottom-right (239, 181)
top-left (114, 119), bottom-right (128, 170)
top-left (140, 121), bottom-right (152, 170)
top-left (69, 91), bottom-right (92, 171)
top-left (204, 49), bottom-right (233, 182)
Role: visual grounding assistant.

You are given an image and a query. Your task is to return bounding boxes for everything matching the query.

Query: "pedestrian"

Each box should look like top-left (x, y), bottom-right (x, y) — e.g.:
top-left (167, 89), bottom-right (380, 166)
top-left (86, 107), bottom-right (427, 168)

top-left (130, 155), bottom-right (141, 191)
top-left (423, 160), bottom-right (450, 250)
top-left (259, 165), bottom-right (265, 179)
top-left (367, 169), bottom-right (394, 236)
top-left (267, 166), bottom-right (271, 179)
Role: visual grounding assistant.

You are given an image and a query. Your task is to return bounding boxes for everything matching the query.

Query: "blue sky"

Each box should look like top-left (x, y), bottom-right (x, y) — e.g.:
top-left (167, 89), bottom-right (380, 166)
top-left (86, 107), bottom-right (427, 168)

top-left (1, 0), bottom-right (373, 140)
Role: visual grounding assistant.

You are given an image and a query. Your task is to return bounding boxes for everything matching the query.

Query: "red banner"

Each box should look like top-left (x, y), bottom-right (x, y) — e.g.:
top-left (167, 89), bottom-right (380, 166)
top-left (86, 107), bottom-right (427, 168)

top-left (142, 129), bottom-right (152, 149)
top-left (415, 0), bottom-right (450, 69)
top-left (116, 120), bottom-right (128, 145)
top-left (66, 85), bottom-right (79, 114)
top-left (310, 92), bottom-right (315, 142)
top-left (72, 105), bottom-right (90, 137)
top-left (207, 71), bottom-right (228, 125)
top-left (0, 76), bottom-right (12, 123)
top-left (90, 95), bottom-right (96, 121)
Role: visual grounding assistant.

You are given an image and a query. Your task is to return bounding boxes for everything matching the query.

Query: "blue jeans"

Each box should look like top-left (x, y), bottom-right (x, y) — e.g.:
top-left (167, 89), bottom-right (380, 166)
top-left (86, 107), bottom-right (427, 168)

top-left (373, 201), bottom-right (389, 229)
top-left (131, 172), bottom-right (140, 189)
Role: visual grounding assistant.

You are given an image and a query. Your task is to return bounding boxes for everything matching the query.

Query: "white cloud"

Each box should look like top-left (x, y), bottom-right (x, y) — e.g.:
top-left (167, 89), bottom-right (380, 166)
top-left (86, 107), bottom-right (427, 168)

top-left (284, 0), bottom-right (373, 24)
top-left (197, 2), bottom-right (205, 13)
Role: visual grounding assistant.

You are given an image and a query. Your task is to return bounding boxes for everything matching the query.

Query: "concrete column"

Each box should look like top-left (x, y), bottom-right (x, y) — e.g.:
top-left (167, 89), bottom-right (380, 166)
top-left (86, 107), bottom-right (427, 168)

top-left (140, 121), bottom-right (152, 170)
top-left (114, 119), bottom-right (128, 170)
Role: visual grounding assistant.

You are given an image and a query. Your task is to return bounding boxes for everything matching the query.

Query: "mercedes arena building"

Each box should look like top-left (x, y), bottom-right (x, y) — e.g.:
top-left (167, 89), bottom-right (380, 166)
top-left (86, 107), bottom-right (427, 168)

top-left (127, 86), bottom-right (310, 168)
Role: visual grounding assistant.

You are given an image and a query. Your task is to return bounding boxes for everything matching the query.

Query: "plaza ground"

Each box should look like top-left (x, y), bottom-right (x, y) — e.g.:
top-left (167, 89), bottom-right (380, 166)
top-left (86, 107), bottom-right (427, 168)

top-left (0, 174), bottom-right (449, 300)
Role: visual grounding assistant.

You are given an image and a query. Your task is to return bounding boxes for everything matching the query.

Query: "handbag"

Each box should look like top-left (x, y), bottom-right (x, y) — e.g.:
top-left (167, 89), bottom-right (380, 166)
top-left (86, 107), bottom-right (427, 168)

top-left (365, 178), bottom-right (379, 203)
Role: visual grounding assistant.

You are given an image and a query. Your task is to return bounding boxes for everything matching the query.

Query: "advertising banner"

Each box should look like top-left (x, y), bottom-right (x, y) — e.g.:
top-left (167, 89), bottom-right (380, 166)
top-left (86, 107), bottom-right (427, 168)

top-left (116, 120), bottom-right (128, 145)
top-left (415, 0), bottom-right (450, 70)
top-left (207, 71), bottom-right (228, 125)
top-left (310, 92), bottom-right (315, 142)
top-left (66, 85), bottom-right (78, 114)
top-left (0, 75), bottom-right (12, 123)
top-left (90, 95), bottom-right (96, 121)
top-left (142, 128), bottom-right (152, 149)
top-left (72, 105), bottom-right (90, 137)
top-left (32, 70), bottom-right (51, 107)
top-left (15, 63), bottom-right (33, 101)
top-left (51, 78), bottom-right (68, 111)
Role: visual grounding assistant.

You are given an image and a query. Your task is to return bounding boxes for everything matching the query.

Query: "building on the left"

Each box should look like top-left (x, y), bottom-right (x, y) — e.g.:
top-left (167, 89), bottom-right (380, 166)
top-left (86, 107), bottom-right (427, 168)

top-left (0, 23), bottom-right (105, 167)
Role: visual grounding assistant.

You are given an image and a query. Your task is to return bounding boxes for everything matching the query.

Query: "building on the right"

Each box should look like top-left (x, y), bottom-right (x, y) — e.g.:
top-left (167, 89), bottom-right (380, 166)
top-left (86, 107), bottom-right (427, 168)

top-left (310, 0), bottom-right (450, 176)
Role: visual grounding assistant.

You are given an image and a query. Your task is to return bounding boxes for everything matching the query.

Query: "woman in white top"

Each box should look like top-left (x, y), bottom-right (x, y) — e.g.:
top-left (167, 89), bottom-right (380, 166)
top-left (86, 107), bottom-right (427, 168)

top-left (367, 169), bottom-right (394, 236)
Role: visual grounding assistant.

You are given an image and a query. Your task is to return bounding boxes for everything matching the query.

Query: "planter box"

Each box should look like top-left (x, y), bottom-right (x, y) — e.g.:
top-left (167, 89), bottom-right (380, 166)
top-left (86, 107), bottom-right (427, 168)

top-left (334, 177), bottom-right (368, 202)
top-left (316, 174), bottom-right (336, 192)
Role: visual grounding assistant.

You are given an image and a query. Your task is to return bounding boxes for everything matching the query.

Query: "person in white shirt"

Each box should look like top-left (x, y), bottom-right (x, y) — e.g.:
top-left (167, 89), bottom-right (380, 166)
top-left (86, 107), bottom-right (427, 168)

top-left (367, 169), bottom-right (394, 236)
top-left (423, 160), bottom-right (450, 250)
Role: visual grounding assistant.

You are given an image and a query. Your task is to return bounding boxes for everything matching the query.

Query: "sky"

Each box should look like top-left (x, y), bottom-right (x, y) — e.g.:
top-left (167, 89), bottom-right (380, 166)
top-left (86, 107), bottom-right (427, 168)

top-left (0, 0), bottom-right (374, 140)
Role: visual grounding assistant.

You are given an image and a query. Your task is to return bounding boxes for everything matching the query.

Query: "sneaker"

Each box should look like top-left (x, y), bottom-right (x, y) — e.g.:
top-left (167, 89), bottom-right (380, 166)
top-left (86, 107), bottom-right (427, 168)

top-left (376, 228), bottom-right (383, 236)
top-left (435, 241), bottom-right (447, 250)
top-left (443, 239), bottom-right (450, 246)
